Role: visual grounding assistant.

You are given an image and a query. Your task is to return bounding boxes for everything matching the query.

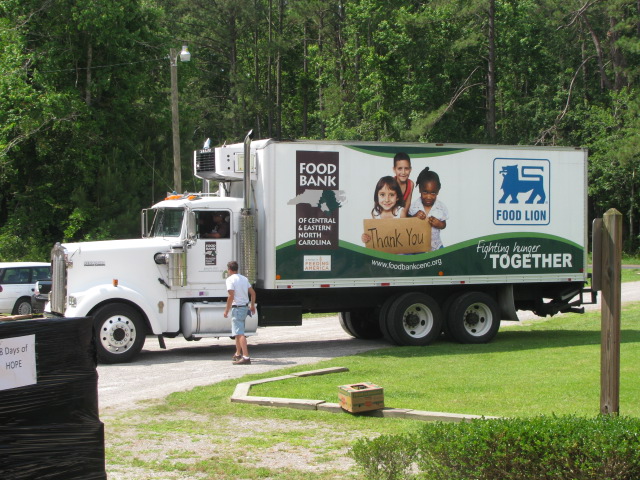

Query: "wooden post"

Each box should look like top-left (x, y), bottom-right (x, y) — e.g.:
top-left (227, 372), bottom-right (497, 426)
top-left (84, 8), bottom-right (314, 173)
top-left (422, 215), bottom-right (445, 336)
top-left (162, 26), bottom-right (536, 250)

top-left (600, 208), bottom-right (622, 415)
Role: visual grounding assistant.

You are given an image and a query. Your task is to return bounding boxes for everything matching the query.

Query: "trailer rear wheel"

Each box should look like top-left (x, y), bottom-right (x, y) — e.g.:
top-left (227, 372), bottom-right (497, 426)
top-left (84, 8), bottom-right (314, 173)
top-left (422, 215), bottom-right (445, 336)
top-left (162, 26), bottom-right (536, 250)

top-left (447, 292), bottom-right (500, 344)
top-left (439, 294), bottom-right (457, 340)
top-left (386, 293), bottom-right (442, 346)
top-left (338, 310), bottom-right (382, 339)
top-left (93, 303), bottom-right (147, 363)
top-left (377, 296), bottom-right (400, 344)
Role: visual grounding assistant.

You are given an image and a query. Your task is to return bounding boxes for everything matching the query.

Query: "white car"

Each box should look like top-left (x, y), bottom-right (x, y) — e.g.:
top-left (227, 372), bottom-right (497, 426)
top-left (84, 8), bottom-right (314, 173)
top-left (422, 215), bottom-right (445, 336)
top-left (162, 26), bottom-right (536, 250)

top-left (0, 262), bottom-right (51, 315)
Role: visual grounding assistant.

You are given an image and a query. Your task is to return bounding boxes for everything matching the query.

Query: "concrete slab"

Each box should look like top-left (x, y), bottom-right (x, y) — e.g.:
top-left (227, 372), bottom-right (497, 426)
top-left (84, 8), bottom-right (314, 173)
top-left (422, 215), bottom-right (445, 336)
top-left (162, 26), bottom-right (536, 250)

top-left (245, 374), bottom-right (296, 385)
top-left (231, 383), bottom-right (251, 398)
top-left (231, 367), bottom-right (501, 422)
top-left (234, 395), bottom-right (325, 410)
top-left (293, 367), bottom-right (349, 377)
top-left (317, 402), bottom-right (344, 414)
top-left (401, 410), bottom-right (495, 422)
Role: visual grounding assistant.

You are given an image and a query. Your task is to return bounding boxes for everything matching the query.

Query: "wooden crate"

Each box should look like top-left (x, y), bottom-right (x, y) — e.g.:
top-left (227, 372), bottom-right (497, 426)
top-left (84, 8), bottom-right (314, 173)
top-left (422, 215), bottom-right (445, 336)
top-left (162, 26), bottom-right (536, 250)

top-left (338, 382), bottom-right (384, 413)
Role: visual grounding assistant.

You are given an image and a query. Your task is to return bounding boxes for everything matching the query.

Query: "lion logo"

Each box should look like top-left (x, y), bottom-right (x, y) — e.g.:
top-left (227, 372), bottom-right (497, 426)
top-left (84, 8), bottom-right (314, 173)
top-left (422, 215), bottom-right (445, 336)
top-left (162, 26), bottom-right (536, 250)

top-left (498, 165), bottom-right (546, 204)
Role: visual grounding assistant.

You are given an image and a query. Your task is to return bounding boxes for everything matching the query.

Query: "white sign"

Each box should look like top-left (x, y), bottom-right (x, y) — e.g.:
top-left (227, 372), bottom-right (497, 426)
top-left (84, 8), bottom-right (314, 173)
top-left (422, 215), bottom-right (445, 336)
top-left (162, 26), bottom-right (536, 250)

top-left (0, 334), bottom-right (37, 391)
top-left (493, 158), bottom-right (550, 226)
top-left (303, 255), bottom-right (331, 272)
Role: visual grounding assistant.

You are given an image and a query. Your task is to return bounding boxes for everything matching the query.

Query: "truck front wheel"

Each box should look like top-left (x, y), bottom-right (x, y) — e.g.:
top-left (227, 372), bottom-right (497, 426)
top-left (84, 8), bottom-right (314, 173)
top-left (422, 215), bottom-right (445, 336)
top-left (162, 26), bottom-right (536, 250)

top-left (386, 293), bottom-right (442, 346)
top-left (446, 292), bottom-right (500, 344)
top-left (93, 303), bottom-right (147, 363)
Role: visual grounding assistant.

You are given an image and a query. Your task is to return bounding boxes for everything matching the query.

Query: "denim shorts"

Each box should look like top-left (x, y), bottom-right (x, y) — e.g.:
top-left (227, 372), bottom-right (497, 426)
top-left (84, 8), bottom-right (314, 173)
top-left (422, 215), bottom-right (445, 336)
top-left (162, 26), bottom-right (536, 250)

top-left (231, 305), bottom-right (249, 336)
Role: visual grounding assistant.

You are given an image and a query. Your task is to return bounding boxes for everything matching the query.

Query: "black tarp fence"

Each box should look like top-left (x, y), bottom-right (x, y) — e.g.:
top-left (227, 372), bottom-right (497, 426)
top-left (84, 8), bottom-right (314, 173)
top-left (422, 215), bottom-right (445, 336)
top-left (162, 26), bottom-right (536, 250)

top-left (0, 316), bottom-right (106, 479)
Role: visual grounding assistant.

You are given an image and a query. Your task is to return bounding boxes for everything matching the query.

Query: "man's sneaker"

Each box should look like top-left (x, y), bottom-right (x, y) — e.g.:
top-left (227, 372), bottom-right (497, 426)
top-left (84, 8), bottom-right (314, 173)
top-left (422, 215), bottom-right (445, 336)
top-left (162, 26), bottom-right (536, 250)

top-left (232, 354), bottom-right (242, 361)
top-left (233, 357), bottom-right (251, 365)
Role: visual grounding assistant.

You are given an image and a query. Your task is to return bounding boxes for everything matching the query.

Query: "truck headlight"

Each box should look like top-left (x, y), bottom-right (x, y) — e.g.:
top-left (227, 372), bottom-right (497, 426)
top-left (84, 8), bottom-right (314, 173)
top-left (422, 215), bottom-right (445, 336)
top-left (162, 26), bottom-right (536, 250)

top-left (154, 253), bottom-right (169, 265)
top-left (68, 296), bottom-right (77, 308)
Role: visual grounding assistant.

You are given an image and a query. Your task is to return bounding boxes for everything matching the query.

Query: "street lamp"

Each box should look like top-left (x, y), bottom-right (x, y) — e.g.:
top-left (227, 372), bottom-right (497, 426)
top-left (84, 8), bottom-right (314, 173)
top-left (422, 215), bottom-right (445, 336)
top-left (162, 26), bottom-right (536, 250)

top-left (170, 45), bottom-right (191, 193)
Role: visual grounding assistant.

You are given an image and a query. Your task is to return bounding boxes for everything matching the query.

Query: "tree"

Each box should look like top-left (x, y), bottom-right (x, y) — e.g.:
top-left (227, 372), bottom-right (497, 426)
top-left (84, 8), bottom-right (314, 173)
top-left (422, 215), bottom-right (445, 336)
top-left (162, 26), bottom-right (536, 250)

top-left (0, 0), bottom-right (171, 260)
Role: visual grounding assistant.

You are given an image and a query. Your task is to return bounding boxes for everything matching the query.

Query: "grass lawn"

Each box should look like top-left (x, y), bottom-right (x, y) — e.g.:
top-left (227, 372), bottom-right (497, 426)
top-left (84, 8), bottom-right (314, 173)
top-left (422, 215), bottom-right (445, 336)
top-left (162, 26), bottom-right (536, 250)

top-left (621, 253), bottom-right (640, 265)
top-left (621, 266), bottom-right (640, 282)
top-left (249, 304), bottom-right (640, 418)
top-left (104, 300), bottom-right (640, 479)
top-left (152, 299), bottom-right (640, 422)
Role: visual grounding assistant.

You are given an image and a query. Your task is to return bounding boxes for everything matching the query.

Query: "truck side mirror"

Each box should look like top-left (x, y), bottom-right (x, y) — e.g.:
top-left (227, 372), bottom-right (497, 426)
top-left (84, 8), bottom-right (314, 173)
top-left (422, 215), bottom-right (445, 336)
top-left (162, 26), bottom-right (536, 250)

top-left (141, 209), bottom-right (150, 238)
top-left (186, 211), bottom-right (196, 241)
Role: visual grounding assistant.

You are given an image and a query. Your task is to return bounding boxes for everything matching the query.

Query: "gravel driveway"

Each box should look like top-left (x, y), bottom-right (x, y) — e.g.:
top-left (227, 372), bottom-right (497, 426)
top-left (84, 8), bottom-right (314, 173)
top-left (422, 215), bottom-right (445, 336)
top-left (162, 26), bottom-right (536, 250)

top-left (97, 316), bottom-right (386, 413)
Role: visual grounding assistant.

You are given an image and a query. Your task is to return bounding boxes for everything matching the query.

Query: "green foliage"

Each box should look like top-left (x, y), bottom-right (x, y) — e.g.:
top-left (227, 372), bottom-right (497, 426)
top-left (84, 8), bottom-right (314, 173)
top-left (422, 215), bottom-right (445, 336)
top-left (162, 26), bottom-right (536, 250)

top-left (350, 434), bottom-right (416, 480)
top-left (350, 415), bottom-right (640, 480)
top-left (2, 0), bottom-right (640, 258)
top-left (0, 0), bottom-right (174, 256)
top-left (584, 90), bottom-right (640, 250)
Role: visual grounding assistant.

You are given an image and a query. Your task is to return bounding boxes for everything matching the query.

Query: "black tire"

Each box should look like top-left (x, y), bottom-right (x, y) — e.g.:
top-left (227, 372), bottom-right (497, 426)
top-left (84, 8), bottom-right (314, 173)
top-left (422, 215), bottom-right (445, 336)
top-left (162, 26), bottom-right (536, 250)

top-left (338, 310), bottom-right (382, 339)
top-left (338, 311), bottom-right (355, 337)
top-left (447, 292), bottom-right (500, 344)
top-left (377, 296), bottom-right (399, 344)
top-left (440, 294), bottom-right (459, 340)
top-left (12, 297), bottom-right (33, 315)
top-left (93, 303), bottom-right (147, 363)
top-left (386, 292), bottom-right (442, 346)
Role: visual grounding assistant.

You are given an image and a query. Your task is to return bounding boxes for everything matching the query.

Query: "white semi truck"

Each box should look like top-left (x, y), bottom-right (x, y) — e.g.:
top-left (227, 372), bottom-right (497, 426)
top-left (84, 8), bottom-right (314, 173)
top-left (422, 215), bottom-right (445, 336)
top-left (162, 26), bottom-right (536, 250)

top-left (48, 132), bottom-right (593, 363)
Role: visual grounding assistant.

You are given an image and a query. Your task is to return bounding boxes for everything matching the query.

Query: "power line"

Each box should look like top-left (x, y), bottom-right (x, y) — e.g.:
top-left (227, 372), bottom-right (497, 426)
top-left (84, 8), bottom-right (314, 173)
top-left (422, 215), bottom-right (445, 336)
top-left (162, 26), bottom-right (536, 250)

top-left (40, 56), bottom-right (169, 73)
top-left (0, 56), bottom-right (169, 78)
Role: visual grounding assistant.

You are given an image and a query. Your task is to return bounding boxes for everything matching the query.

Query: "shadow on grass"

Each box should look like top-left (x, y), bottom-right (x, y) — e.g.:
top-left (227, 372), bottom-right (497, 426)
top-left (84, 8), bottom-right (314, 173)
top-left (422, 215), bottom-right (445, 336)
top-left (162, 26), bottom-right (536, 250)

top-left (358, 328), bottom-right (640, 359)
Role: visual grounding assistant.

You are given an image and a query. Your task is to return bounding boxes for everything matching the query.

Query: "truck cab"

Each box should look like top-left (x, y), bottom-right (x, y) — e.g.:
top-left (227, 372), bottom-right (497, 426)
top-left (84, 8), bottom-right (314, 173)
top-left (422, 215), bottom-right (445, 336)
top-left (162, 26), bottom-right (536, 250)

top-left (48, 193), bottom-right (257, 363)
top-left (142, 194), bottom-right (241, 288)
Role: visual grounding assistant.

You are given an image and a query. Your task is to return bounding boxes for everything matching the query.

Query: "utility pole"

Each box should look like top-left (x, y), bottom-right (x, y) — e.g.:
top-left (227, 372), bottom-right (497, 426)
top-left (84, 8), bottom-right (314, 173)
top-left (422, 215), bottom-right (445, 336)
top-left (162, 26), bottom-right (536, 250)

top-left (169, 46), bottom-right (191, 193)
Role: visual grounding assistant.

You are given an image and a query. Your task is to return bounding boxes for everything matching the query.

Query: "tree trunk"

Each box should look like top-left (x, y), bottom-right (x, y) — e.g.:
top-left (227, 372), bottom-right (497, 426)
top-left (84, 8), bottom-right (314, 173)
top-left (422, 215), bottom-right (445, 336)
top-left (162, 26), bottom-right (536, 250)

top-left (267, 0), bottom-right (273, 137)
top-left (609, 16), bottom-right (627, 90)
top-left (580, 13), bottom-right (611, 91)
top-left (486, 0), bottom-right (497, 143)
top-left (228, 13), bottom-right (239, 133)
top-left (276, 0), bottom-right (284, 139)
top-left (317, 13), bottom-right (325, 138)
top-left (254, 0), bottom-right (261, 138)
top-left (85, 41), bottom-right (92, 106)
top-left (302, 23), bottom-right (309, 137)
top-left (629, 170), bottom-right (635, 249)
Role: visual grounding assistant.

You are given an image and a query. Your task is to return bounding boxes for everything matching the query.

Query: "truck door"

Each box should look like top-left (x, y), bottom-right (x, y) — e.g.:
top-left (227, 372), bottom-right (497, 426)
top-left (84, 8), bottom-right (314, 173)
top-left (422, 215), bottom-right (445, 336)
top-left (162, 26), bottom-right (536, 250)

top-left (187, 210), bottom-right (233, 286)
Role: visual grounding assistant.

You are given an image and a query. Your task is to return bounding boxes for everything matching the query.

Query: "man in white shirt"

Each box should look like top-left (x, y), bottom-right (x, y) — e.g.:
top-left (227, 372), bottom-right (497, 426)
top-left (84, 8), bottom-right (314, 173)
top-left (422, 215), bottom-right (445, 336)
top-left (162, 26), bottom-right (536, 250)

top-left (223, 260), bottom-right (257, 365)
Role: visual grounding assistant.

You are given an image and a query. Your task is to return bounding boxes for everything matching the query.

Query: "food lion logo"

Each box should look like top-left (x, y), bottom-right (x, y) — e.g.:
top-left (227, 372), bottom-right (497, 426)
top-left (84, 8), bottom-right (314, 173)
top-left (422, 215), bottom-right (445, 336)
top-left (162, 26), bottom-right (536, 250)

top-left (493, 158), bottom-right (550, 225)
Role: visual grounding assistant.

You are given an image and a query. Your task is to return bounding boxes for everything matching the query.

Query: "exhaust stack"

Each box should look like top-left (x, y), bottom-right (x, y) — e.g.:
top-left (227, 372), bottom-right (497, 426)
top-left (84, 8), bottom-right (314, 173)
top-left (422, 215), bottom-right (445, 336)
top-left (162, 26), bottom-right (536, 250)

top-left (50, 242), bottom-right (67, 316)
top-left (240, 130), bottom-right (257, 283)
top-left (243, 130), bottom-right (253, 210)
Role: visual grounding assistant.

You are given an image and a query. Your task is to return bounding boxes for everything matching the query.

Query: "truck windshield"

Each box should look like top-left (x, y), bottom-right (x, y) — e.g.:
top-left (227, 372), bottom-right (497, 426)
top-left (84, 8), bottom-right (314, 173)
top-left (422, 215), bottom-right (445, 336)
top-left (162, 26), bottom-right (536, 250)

top-left (149, 208), bottom-right (184, 237)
